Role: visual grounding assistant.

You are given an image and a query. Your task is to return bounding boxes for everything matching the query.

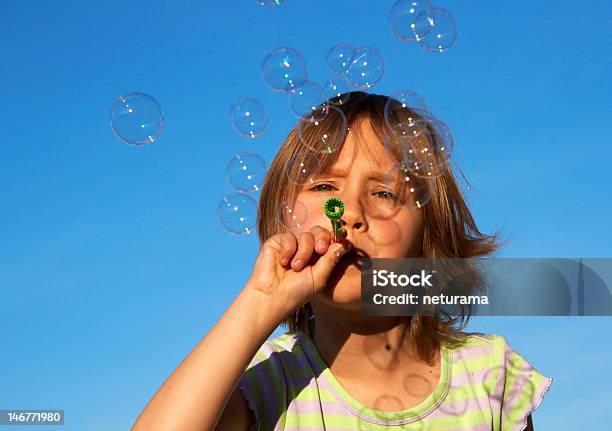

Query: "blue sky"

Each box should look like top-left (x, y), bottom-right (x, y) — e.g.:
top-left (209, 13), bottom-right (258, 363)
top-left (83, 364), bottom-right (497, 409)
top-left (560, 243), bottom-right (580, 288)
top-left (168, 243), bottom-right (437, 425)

top-left (0, 0), bottom-right (610, 429)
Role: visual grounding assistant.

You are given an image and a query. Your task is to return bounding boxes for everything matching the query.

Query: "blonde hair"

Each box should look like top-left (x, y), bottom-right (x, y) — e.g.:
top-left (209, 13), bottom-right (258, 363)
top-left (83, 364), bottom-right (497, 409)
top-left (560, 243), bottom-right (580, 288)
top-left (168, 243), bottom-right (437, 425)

top-left (256, 91), bottom-right (504, 363)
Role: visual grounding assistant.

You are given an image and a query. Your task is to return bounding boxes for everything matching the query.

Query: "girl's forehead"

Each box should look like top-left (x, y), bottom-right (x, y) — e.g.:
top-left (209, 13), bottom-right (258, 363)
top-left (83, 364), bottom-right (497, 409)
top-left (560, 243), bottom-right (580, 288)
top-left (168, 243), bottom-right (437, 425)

top-left (332, 118), bottom-right (393, 170)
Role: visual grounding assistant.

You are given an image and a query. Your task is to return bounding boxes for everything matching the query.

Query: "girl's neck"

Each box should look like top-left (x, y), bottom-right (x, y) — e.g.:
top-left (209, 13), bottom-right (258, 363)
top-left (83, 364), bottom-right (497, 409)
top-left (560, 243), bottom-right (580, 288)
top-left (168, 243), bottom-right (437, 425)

top-left (308, 311), bottom-right (430, 379)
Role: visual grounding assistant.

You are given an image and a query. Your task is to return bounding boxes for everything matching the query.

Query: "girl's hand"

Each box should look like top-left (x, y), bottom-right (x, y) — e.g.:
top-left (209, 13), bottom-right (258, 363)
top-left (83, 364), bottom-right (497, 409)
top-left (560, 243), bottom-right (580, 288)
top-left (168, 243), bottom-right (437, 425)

top-left (244, 225), bottom-right (351, 316)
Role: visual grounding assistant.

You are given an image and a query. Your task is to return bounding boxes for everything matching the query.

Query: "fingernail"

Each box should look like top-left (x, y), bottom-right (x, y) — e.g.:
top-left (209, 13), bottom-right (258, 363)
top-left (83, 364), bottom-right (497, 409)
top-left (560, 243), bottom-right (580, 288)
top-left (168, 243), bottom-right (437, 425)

top-left (333, 243), bottom-right (349, 258)
top-left (317, 240), bottom-right (327, 251)
top-left (281, 257), bottom-right (289, 266)
top-left (292, 259), bottom-right (303, 270)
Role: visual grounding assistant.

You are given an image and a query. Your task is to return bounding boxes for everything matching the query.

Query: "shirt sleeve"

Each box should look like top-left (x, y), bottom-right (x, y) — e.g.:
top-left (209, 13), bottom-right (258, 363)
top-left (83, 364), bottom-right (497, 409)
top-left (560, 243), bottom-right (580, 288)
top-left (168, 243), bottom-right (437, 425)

top-left (237, 341), bottom-right (288, 431)
top-left (490, 335), bottom-right (553, 431)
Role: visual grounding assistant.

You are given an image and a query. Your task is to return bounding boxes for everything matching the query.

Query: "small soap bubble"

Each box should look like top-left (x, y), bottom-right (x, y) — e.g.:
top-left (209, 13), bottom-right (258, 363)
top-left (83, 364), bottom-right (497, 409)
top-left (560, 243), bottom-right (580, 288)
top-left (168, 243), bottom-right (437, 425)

top-left (384, 162), bottom-right (434, 209)
top-left (229, 97), bottom-right (269, 138)
top-left (217, 192), bottom-right (258, 236)
top-left (297, 105), bottom-right (347, 154)
top-left (326, 44), bottom-right (356, 76)
top-left (346, 46), bottom-right (385, 89)
top-left (412, 7), bottom-right (458, 52)
top-left (110, 92), bottom-right (164, 146)
top-left (262, 47), bottom-right (308, 92)
top-left (226, 152), bottom-right (267, 193)
top-left (276, 200), bottom-right (309, 230)
top-left (254, 0), bottom-right (283, 6)
top-left (389, 0), bottom-right (432, 42)
top-left (323, 77), bottom-right (350, 105)
top-left (285, 151), bottom-right (321, 185)
top-left (289, 81), bottom-right (329, 122)
top-left (384, 89), bottom-right (431, 130)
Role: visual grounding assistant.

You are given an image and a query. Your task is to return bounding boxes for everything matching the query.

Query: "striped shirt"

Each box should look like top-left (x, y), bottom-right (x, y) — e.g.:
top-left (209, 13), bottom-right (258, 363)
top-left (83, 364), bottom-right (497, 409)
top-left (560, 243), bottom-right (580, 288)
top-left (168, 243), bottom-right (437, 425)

top-left (238, 329), bottom-right (552, 431)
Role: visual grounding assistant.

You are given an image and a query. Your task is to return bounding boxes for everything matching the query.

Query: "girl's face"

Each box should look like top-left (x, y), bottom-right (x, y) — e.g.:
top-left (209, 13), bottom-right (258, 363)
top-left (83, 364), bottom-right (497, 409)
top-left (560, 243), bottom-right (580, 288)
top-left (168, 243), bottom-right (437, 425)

top-left (291, 117), bottom-right (425, 308)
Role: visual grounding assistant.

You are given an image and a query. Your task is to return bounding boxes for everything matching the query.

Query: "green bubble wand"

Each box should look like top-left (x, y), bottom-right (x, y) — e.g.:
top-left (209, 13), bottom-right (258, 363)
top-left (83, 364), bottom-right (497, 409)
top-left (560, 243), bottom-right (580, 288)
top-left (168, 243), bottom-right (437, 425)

top-left (324, 197), bottom-right (344, 243)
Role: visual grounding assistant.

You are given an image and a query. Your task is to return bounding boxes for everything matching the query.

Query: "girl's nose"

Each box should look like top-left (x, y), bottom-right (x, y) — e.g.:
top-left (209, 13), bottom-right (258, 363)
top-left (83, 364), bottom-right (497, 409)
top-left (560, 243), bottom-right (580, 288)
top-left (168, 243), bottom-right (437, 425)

top-left (340, 196), bottom-right (367, 233)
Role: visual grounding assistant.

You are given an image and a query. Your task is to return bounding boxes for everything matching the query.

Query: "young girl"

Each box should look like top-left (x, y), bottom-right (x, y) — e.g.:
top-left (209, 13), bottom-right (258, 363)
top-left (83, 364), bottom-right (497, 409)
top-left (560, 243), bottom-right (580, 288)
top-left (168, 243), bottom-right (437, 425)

top-left (132, 92), bottom-right (552, 431)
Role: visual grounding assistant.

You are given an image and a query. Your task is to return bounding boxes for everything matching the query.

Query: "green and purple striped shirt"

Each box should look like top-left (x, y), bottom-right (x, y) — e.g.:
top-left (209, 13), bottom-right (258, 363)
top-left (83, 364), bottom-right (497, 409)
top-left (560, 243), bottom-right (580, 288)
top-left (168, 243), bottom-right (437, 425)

top-left (238, 329), bottom-right (552, 430)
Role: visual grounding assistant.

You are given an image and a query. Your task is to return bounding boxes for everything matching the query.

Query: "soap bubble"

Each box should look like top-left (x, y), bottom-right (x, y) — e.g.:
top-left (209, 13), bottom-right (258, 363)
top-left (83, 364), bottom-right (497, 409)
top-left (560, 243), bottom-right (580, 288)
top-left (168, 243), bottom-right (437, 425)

top-left (326, 44), bottom-right (356, 76)
top-left (385, 117), bottom-right (453, 178)
top-left (384, 162), bottom-right (434, 209)
top-left (346, 46), bottom-right (384, 89)
top-left (384, 89), bottom-right (431, 130)
top-left (289, 81), bottom-right (329, 122)
top-left (217, 192), bottom-right (258, 236)
top-left (285, 151), bottom-right (321, 185)
top-left (255, 0), bottom-right (283, 6)
top-left (110, 92), bottom-right (164, 146)
top-left (297, 105), bottom-right (347, 154)
top-left (229, 97), bottom-right (268, 138)
top-left (262, 47), bottom-right (308, 92)
top-left (389, 0), bottom-right (432, 42)
top-left (412, 7), bottom-right (458, 52)
top-left (323, 77), bottom-right (350, 105)
top-left (276, 200), bottom-right (309, 230)
top-left (226, 152), bottom-right (267, 193)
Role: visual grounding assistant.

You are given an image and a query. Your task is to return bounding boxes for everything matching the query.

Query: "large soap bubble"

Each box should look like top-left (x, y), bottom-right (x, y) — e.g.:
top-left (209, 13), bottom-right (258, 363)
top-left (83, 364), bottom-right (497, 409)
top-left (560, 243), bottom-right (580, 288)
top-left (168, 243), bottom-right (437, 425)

top-left (229, 97), bottom-right (268, 138)
top-left (384, 89), bottom-right (431, 130)
top-left (297, 105), bottom-right (347, 154)
top-left (226, 152), bottom-right (267, 193)
top-left (262, 47), bottom-right (308, 92)
top-left (289, 81), bottom-right (329, 122)
top-left (285, 151), bottom-right (321, 185)
top-left (389, 0), bottom-right (432, 42)
top-left (217, 192), bottom-right (258, 236)
top-left (346, 46), bottom-right (385, 89)
top-left (276, 200), bottom-right (309, 231)
top-left (412, 7), bottom-right (458, 52)
top-left (323, 77), bottom-right (350, 105)
top-left (110, 92), bottom-right (164, 146)
top-left (326, 44), bottom-right (356, 76)
top-left (384, 162), bottom-right (434, 209)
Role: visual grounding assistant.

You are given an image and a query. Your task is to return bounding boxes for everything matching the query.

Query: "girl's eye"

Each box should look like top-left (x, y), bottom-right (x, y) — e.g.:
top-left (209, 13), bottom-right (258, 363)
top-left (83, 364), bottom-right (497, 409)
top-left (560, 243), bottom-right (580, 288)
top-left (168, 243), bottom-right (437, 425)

top-left (311, 184), bottom-right (397, 200)
top-left (374, 190), bottom-right (397, 200)
top-left (311, 183), bottom-right (335, 192)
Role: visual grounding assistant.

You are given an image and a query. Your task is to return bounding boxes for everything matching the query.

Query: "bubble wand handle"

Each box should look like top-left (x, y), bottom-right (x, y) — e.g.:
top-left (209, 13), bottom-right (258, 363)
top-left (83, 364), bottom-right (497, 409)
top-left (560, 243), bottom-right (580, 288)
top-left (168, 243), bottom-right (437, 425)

top-left (324, 197), bottom-right (344, 243)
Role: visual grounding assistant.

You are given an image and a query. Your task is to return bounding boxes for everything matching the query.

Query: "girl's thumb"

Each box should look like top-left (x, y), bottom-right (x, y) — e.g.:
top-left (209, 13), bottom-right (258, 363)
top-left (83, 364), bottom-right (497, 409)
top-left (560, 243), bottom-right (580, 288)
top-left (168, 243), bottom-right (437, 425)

top-left (311, 241), bottom-right (351, 290)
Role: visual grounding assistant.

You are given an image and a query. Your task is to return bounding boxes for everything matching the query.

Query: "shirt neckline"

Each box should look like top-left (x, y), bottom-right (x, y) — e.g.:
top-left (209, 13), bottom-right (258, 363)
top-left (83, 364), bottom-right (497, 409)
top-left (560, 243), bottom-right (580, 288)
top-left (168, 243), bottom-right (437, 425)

top-left (296, 327), bottom-right (452, 425)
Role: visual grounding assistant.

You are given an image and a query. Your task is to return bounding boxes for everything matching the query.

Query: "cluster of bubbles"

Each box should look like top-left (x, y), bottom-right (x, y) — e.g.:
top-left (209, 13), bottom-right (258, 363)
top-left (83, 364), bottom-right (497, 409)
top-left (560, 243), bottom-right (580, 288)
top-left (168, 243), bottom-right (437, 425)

top-left (219, 152), bottom-right (267, 236)
top-left (219, 5), bottom-right (458, 236)
top-left (326, 44), bottom-right (385, 90)
top-left (379, 88), bottom-right (455, 212)
top-left (110, 92), bottom-right (165, 146)
top-left (221, 40), bottom-right (459, 236)
top-left (389, 0), bottom-right (458, 52)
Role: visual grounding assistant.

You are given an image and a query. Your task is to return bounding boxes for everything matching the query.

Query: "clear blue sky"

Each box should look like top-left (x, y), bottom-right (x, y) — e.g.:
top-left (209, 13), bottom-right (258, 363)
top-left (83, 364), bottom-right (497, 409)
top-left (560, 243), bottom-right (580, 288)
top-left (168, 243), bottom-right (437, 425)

top-left (1, 1), bottom-right (610, 429)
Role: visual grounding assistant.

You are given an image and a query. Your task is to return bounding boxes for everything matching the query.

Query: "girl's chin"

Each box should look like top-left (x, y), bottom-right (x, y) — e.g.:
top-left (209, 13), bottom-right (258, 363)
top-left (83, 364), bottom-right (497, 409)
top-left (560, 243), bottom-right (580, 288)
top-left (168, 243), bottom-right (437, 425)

top-left (321, 263), bottom-right (362, 304)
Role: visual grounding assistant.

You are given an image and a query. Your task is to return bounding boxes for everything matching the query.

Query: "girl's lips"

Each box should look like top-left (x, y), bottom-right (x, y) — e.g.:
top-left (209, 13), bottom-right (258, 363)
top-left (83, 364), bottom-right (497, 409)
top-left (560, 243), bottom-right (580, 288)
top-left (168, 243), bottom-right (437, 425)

top-left (340, 247), bottom-right (369, 269)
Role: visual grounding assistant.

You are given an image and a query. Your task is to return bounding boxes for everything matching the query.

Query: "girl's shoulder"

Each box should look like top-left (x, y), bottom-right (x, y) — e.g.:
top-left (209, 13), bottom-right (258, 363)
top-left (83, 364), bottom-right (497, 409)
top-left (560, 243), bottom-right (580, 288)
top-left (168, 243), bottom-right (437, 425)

top-left (449, 331), bottom-right (540, 365)
top-left (449, 331), bottom-right (551, 386)
top-left (446, 331), bottom-right (553, 431)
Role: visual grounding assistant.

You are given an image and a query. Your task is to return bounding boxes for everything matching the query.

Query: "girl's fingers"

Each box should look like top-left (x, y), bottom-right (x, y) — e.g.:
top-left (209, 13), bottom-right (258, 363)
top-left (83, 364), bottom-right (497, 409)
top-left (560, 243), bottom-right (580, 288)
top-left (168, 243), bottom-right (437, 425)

top-left (310, 225), bottom-right (331, 254)
top-left (278, 232), bottom-right (298, 267)
top-left (311, 241), bottom-right (351, 290)
top-left (291, 232), bottom-right (315, 271)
